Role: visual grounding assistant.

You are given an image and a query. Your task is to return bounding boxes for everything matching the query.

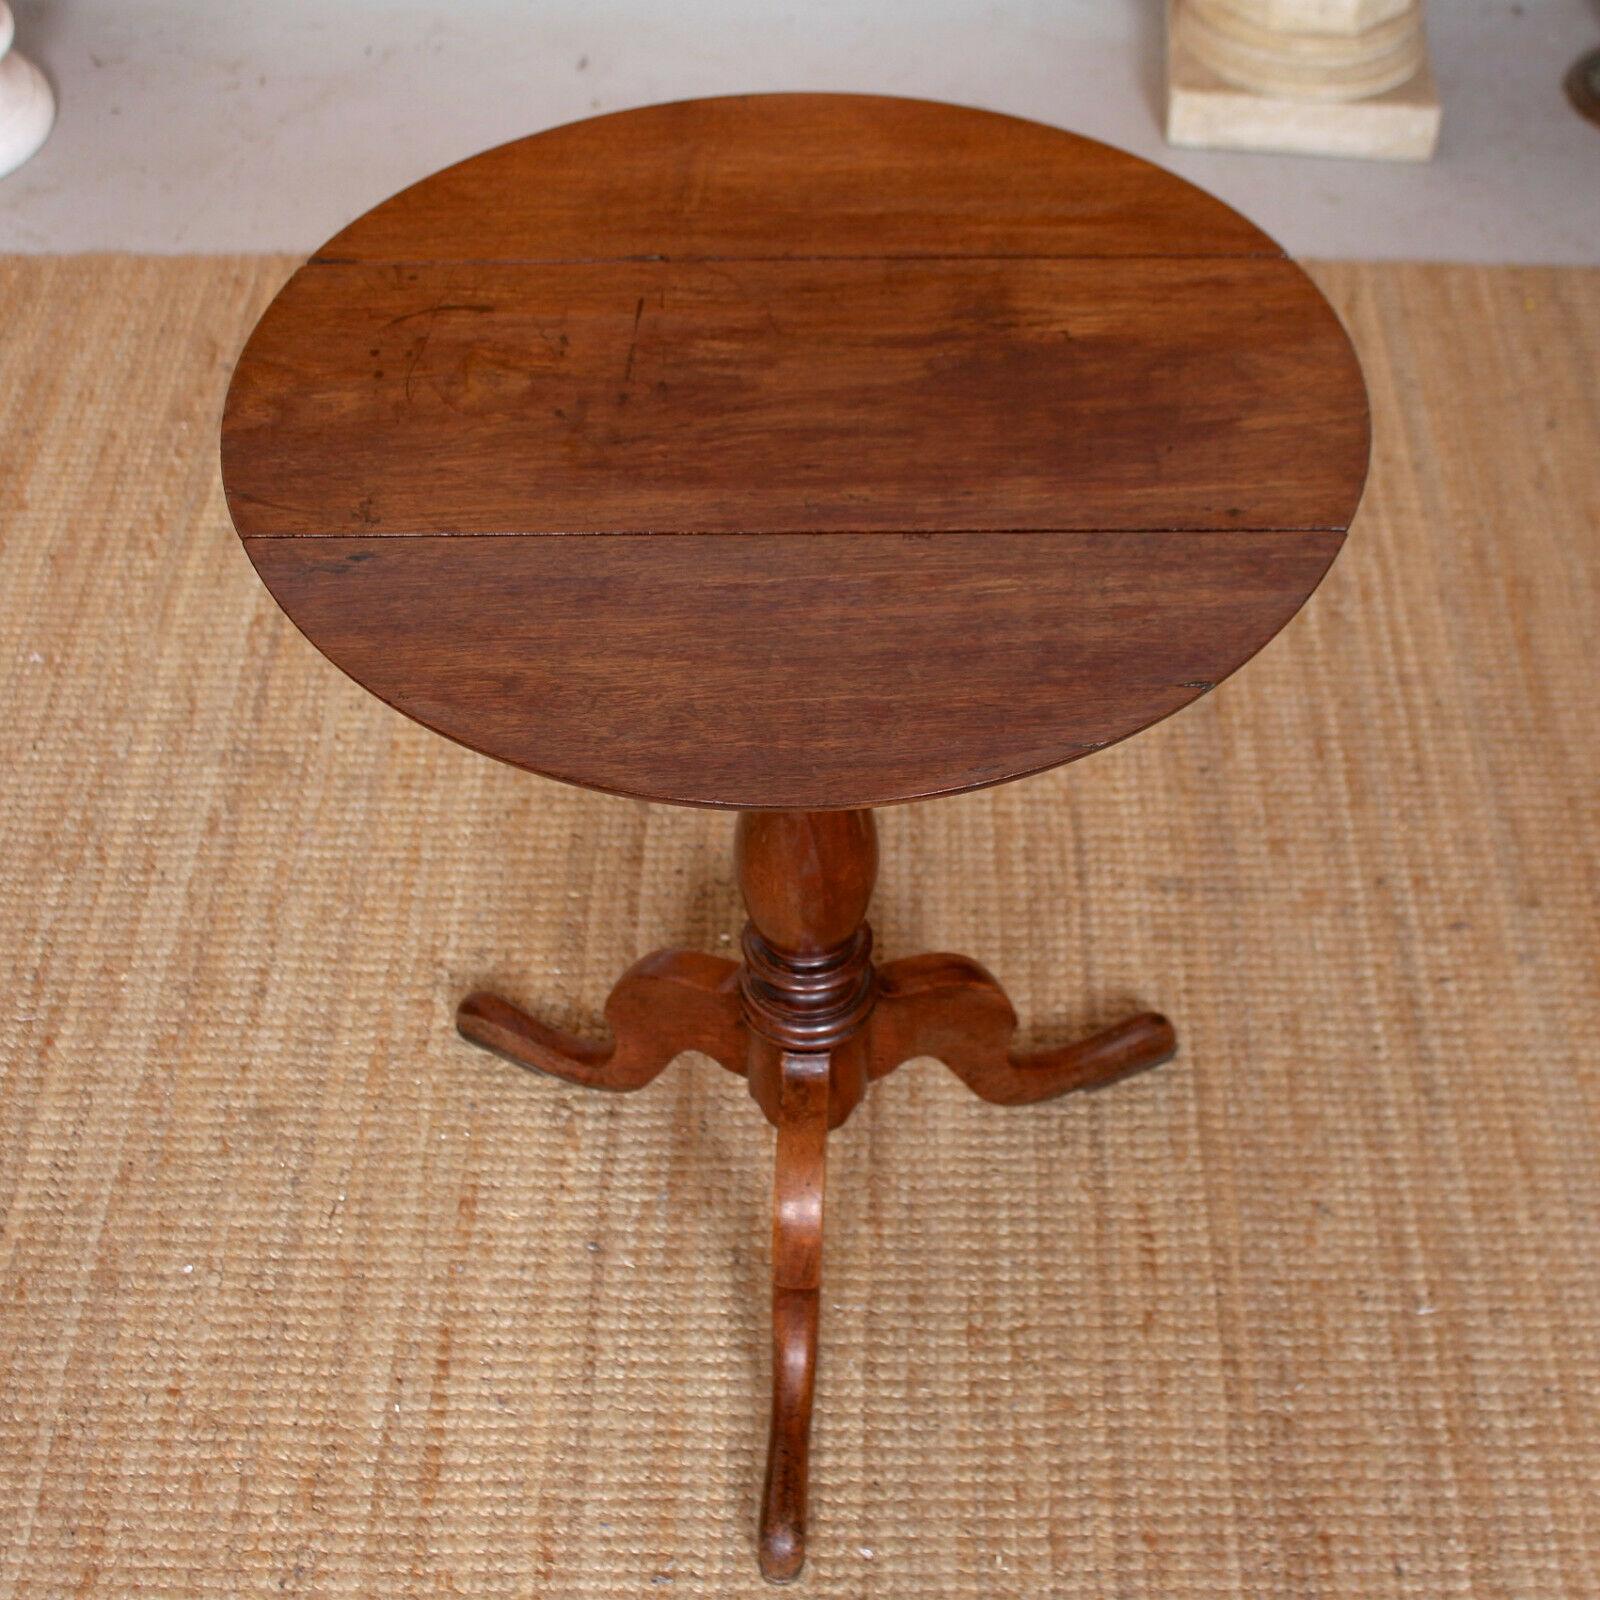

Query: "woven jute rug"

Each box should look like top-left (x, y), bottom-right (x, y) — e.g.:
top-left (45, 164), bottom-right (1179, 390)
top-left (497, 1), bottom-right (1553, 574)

top-left (1, 256), bottom-right (1597, 1598)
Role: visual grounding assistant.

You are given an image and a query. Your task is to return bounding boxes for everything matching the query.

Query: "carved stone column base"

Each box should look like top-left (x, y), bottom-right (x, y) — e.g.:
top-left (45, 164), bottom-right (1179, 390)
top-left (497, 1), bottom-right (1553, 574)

top-left (1165, 0), bottom-right (1441, 161)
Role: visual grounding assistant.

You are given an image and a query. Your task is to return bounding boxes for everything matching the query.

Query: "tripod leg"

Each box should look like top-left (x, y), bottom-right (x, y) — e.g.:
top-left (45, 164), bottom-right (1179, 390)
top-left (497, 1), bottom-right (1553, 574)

top-left (757, 1048), bottom-right (829, 1583)
top-left (870, 952), bottom-right (1175, 1106)
top-left (457, 949), bottom-right (745, 1091)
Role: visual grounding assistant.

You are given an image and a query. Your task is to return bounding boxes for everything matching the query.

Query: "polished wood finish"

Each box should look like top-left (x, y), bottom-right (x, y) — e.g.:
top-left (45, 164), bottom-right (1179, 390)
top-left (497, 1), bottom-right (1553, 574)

top-left (454, 809), bottom-right (1176, 1579)
top-left (760, 1053), bottom-right (828, 1583)
top-left (313, 94), bottom-right (1280, 264)
top-left (243, 529), bottom-right (1342, 809)
top-left (219, 94), bottom-right (1371, 1580)
top-left (871, 953), bottom-right (1177, 1106)
top-left (224, 257), bottom-right (1365, 536)
top-left (737, 810), bottom-right (876, 1576)
top-left (221, 92), bottom-right (1368, 812)
top-left (457, 950), bottom-right (744, 1086)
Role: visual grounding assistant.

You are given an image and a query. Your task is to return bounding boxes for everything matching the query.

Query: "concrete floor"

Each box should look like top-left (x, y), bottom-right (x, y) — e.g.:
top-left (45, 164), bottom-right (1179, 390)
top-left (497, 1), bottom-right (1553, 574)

top-left (1, 0), bottom-right (1597, 260)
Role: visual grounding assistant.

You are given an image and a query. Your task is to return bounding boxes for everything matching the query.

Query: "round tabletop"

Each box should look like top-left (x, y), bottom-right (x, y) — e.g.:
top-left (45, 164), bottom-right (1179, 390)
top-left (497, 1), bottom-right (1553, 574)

top-left (221, 93), bottom-right (1369, 811)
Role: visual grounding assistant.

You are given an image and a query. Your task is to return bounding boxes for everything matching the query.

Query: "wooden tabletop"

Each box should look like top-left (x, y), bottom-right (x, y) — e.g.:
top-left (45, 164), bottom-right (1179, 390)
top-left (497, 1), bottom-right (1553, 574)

top-left (221, 93), bottom-right (1370, 810)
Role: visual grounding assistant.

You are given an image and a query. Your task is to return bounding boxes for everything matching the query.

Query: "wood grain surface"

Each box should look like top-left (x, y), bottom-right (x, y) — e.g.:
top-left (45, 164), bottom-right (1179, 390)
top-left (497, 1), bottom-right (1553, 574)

top-left (220, 93), bottom-right (1371, 809)
top-left (245, 528), bottom-right (1343, 810)
top-left (312, 93), bottom-right (1281, 264)
top-left (223, 258), bottom-right (1366, 536)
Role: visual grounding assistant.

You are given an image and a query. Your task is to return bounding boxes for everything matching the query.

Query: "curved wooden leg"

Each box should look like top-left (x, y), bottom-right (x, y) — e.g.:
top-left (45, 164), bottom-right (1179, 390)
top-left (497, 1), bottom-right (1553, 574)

top-left (870, 952), bottom-right (1176, 1106)
top-left (457, 949), bottom-right (745, 1090)
top-left (758, 1047), bottom-right (829, 1583)
top-left (734, 811), bottom-right (875, 1581)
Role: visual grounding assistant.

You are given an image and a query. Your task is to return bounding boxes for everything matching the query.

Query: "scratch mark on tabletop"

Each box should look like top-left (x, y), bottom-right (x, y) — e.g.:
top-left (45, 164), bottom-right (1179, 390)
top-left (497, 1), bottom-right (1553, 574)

top-left (378, 302), bottom-right (494, 331)
top-left (396, 291), bottom-right (489, 402)
top-left (622, 295), bottom-right (645, 385)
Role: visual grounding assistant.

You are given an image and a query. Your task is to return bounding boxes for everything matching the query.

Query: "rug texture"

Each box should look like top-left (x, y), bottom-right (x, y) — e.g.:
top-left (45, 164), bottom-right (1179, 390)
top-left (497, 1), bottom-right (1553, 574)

top-left (1, 256), bottom-right (1597, 1598)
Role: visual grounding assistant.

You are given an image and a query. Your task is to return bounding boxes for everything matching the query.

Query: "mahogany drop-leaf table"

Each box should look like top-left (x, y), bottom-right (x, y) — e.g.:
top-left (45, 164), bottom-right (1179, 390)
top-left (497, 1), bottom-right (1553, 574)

top-left (220, 93), bottom-right (1370, 1582)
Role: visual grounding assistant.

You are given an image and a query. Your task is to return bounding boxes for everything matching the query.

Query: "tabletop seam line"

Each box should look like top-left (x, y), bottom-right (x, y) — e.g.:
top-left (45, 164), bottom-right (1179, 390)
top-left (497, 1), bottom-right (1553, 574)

top-left (237, 525), bottom-right (1352, 538)
top-left (305, 251), bottom-right (1292, 268)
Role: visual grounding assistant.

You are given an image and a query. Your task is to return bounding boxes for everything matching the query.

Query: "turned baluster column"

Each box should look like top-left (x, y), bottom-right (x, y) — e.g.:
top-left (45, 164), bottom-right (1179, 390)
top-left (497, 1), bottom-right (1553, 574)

top-left (735, 809), bottom-right (878, 1582)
